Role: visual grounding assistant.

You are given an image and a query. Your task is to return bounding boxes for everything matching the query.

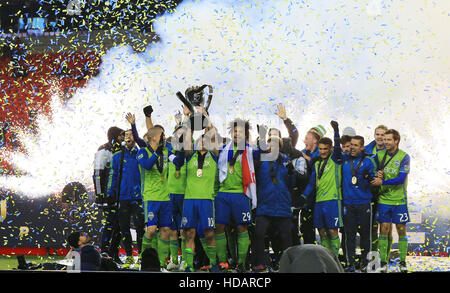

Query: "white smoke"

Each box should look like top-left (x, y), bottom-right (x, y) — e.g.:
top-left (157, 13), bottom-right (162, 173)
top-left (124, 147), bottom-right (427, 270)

top-left (1, 0), bottom-right (449, 213)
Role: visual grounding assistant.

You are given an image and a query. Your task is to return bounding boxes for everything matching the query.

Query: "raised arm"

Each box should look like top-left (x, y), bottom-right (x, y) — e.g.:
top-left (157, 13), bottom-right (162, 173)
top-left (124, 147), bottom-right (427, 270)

top-left (143, 105), bottom-right (154, 130)
top-left (276, 103), bottom-right (299, 147)
top-left (125, 112), bottom-right (147, 148)
top-left (330, 120), bottom-right (342, 163)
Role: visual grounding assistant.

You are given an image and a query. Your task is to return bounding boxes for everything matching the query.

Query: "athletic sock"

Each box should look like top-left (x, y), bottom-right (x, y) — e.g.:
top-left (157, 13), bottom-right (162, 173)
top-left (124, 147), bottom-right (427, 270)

top-left (170, 239), bottom-right (180, 264)
top-left (158, 238), bottom-right (170, 267)
top-left (378, 234), bottom-right (388, 263)
top-left (184, 248), bottom-right (194, 269)
top-left (205, 245), bottom-right (217, 265)
top-left (151, 232), bottom-right (159, 250)
top-left (216, 232), bottom-right (228, 263)
top-left (320, 237), bottom-right (331, 250)
top-left (181, 237), bottom-right (186, 262)
top-left (330, 236), bottom-right (341, 256)
top-left (237, 231), bottom-right (250, 265)
top-left (398, 236), bottom-right (408, 262)
top-left (141, 234), bottom-right (153, 255)
top-left (387, 236), bottom-right (393, 260)
top-left (199, 237), bottom-right (207, 251)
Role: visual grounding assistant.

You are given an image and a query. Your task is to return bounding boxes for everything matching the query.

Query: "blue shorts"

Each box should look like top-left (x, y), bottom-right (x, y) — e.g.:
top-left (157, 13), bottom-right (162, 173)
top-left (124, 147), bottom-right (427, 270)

top-left (215, 192), bottom-right (251, 226)
top-left (313, 200), bottom-right (343, 229)
top-left (197, 224), bottom-right (205, 238)
top-left (170, 193), bottom-right (185, 230)
top-left (143, 200), bottom-right (173, 228)
top-left (377, 203), bottom-right (410, 224)
top-left (181, 199), bottom-right (215, 230)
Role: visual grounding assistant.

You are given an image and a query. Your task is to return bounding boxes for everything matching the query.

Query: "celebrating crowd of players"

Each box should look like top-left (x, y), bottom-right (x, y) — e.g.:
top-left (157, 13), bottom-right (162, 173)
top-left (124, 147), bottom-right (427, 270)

top-left (91, 92), bottom-right (411, 273)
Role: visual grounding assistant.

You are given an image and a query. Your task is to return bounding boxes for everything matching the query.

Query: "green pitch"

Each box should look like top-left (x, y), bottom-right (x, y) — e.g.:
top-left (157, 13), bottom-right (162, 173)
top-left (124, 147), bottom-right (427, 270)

top-left (0, 255), bottom-right (66, 270)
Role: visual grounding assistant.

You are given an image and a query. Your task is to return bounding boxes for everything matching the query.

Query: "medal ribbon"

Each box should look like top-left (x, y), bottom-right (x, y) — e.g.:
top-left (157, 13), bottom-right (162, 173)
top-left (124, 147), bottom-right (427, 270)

top-left (229, 149), bottom-right (243, 168)
top-left (197, 151), bottom-right (207, 170)
top-left (317, 156), bottom-right (329, 180)
top-left (379, 149), bottom-right (398, 171)
top-left (350, 154), bottom-right (365, 178)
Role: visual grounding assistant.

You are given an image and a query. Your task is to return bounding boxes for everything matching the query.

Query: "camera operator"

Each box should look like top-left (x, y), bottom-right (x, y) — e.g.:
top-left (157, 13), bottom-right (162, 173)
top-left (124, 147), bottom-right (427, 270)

top-left (93, 126), bottom-right (124, 263)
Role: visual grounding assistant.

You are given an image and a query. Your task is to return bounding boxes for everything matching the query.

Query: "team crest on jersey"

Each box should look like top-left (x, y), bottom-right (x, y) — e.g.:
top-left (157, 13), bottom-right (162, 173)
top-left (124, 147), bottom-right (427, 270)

top-left (394, 160), bottom-right (400, 167)
top-left (181, 217), bottom-right (188, 226)
top-left (148, 212), bottom-right (155, 220)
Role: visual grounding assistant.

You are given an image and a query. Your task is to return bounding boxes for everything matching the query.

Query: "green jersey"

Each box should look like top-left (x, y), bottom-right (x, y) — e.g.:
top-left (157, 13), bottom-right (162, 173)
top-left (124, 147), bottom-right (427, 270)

top-left (168, 156), bottom-right (186, 195)
top-left (219, 146), bottom-right (244, 194)
top-left (377, 149), bottom-right (410, 206)
top-left (138, 147), bottom-right (170, 202)
top-left (313, 155), bottom-right (342, 202)
top-left (185, 151), bottom-right (218, 200)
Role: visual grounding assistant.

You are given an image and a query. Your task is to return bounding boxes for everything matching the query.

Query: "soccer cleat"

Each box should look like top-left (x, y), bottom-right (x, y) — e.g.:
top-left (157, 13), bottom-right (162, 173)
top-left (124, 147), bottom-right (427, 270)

top-left (184, 265), bottom-right (195, 272)
top-left (122, 256), bottom-right (135, 269)
top-left (252, 265), bottom-right (268, 273)
top-left (234, 263), bottom-right (247, 273)
top-left (209, 264), bottom-right (221, 273)
top-left (399, 261), bottom-right (408, 273)
top-left (167, 261), bottom-right (179, 271)
top-left (219, 262), bottom-right (230, 272)
top-left (200, 265), bottom-right (211, 271)
top-left (179, 260), bottom-right (186, 271)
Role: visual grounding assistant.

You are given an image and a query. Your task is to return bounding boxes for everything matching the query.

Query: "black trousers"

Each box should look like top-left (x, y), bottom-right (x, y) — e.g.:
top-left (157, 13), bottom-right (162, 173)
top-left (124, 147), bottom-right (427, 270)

top-left (100, 205), bottom-right (121, 259)
top-left (118, 199), bottom-right (145, 256)
top-left (300, 207), bottom-right (316, 244)
top-left (343, 203), bottom-right (372, 267)
top-left (254, 215), bottom-right (292, 267)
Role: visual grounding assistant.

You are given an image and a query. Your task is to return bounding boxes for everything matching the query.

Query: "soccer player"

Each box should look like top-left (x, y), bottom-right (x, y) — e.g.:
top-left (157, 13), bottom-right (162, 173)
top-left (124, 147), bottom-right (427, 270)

top-left (106, 129), bottom-right (144, 268)
top-left (299, 126), bottom-right (323, 245)
top-left (365, 125), bottom-right (393, 257)
top-left (371, 129), bottom-right (410, 273)
top-left (340, 134), bottom-right (377, 272)
top-left (137, 126), bottom-right (177, 270)
top-left (301, 121), bottom-right (343, 257)
top-left (177, 115), bottom-right (221, 272)
top-left (365, 125), bottom-right (387, 156)
top-left (215, 118), bottom-right (257, 272)
top-left (166, 111), bottom-right (191, 271)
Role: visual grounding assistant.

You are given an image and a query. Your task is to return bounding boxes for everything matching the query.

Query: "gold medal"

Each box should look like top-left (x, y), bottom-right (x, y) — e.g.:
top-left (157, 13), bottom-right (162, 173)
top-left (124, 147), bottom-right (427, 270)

top-left (229, 165), bottom-right (235, 174)
top-left (352, 176), bottom-right (357, 185)
top-left (197, 169), bottom-right (203, 178)
top-left (175, 170), bottom-right (180, 179)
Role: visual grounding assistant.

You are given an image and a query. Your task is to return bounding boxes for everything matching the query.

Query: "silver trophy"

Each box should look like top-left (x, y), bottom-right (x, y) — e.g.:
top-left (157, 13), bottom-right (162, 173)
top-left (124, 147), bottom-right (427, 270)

top-left (176, 85), bottom-right (213, 131)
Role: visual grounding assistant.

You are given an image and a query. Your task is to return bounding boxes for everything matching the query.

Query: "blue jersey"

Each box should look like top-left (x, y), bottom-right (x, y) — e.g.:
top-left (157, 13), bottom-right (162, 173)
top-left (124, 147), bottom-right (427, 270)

top-left (341, 152), bottom-right (377, 205)
top-left (254, 153), bottom-right (295, 218)
top-left (107, 146), bottom-right (141, 201)
top-left (364, 140), bottom-right (385, 157)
